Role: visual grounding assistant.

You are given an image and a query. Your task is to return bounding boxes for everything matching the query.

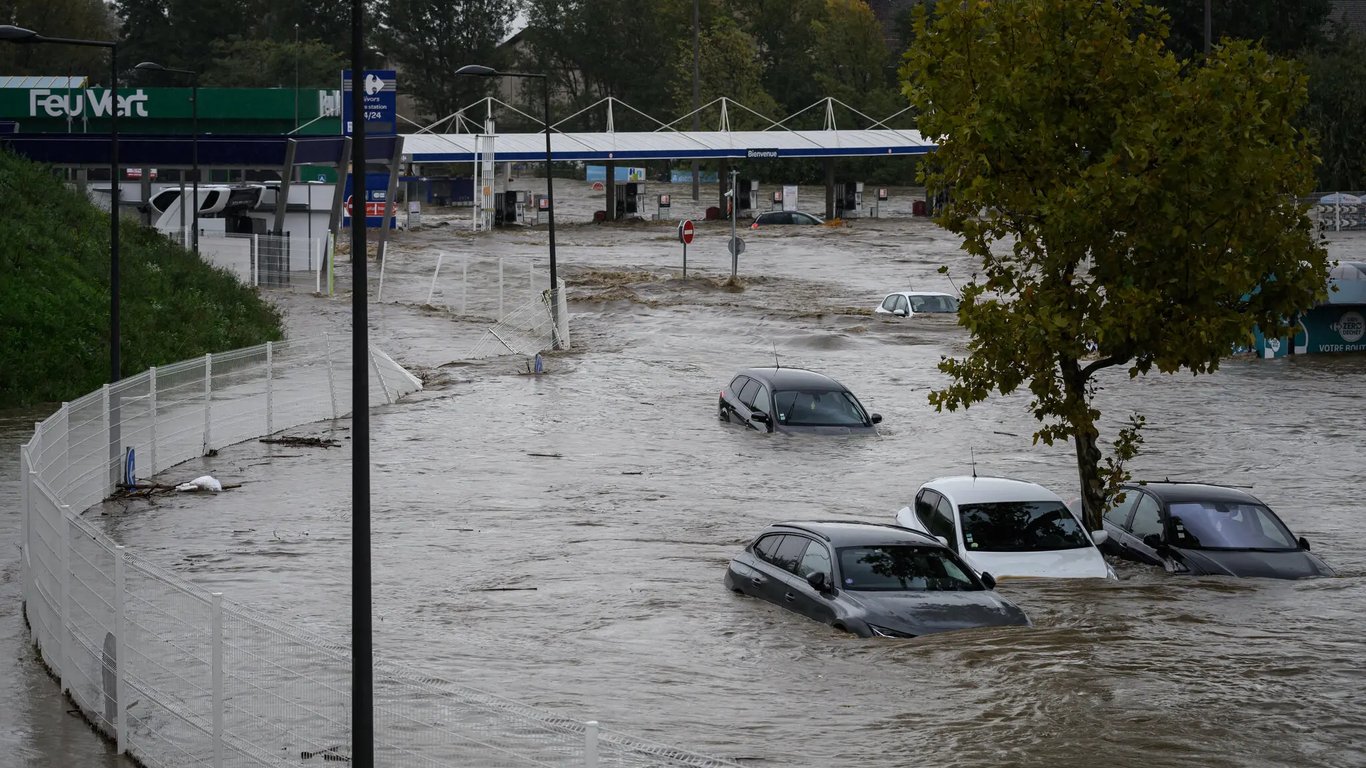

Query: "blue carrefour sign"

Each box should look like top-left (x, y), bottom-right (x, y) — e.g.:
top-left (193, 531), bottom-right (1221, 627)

top-left (341, 70), bottom-right (396, 137)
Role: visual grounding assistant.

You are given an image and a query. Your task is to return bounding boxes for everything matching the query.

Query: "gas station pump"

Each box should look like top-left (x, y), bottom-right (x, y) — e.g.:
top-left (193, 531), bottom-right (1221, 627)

top-left (737, 180), bottom-right (758, 215)
top-left (836, 182), bottom-right (864, 218)
top-left (615, 181), bottom-right (646, 217)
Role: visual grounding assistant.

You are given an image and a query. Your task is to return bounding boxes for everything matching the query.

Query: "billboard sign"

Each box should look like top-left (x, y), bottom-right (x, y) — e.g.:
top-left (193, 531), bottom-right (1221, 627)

top-left (341, 70), bottom-right (397, 137)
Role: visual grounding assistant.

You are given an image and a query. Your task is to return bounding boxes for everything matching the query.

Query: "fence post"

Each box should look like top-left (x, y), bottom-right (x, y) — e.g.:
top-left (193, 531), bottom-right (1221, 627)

top-left (102, 384), bottom-right (112, 492)
top-left (252, 234), bottom-right (259, 285)
top-left (20, 446), bottom-right (31, 641)
top-left (202, 353), bottom-right (213, 454)
top-left (585, 721), bottom-right (598, 768)
top-left (461, 255), bottom-right (468, 315)
top-left (498, 256), bottom-right (505, 320)
top-left (60, 504), bottom-right (71, 693)
top-left (113, 544), bottom-right (127, 754)
top-left (529, 257), bottom-right (535, 295)
top-left (428, 251), bottom-right (444, 305)
top-left (325, 334), bottom-right (338, 419)
top-left (266, 342), bottom-right (275, 436)
top-left (147, 370), bottom-right (158, 475)
top-left (211, 592), bottom-right (224, 768)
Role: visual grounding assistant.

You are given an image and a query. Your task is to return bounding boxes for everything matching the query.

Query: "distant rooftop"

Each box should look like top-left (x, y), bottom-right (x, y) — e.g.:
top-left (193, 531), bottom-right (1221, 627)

top-left (0, 75), bottom-right (88, 89)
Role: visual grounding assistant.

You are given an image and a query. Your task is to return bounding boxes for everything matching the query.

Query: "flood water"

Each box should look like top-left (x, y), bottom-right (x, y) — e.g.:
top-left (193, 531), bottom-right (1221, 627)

top-left (5, 182), bottom-right (1366, 767)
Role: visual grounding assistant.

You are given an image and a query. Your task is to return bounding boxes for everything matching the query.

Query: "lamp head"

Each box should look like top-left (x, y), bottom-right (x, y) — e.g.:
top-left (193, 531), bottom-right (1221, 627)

top-left (134, 61), bottom-right (166, 72)
top-left (0, 25), bottom-right (39, 42)
top-left (455, 64), bottom-right (497, 77)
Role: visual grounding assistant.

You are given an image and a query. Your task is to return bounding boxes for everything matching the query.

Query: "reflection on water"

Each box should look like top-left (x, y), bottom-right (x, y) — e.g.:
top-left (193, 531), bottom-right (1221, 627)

top-left (6, 183), bottom-right (1365, 766)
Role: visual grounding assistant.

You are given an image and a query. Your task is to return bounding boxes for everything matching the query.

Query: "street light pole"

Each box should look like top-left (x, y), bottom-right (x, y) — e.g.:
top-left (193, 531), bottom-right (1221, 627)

top-left (134, 62), bottom-right (198, 255)
top-left (455, 64), bottom-right (561, 349)
top-left (1, 25), bottom-right (120, 383)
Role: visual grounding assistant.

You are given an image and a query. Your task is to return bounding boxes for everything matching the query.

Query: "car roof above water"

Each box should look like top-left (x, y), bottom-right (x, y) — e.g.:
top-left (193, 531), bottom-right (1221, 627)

top-left (769, 520), bottom-right (942, 548)
top-left (738, 367), bottom-right (848, 391)
top-left (923, 475), bottom-right (1065, 504)
top-left (1123, 481), bottom-right (1264, 505)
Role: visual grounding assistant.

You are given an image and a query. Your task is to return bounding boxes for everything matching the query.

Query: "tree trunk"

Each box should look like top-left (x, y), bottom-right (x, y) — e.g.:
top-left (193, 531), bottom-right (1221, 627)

top-left (1061, 357), bottom-right (1106, 530)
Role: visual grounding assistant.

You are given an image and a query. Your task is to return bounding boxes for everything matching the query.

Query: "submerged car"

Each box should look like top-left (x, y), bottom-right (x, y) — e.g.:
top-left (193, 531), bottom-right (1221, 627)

top-left (874, 291), bottom-right (959, 318)
top-left (894, 476), bottom-right (1115, 580)
top-left (1099, 481), bottom-right (1334, 579)
top-left (750, 210), bottom-right (824, 227)
top-left (719, 367), bottom-right (881, 435)
top-left (724, 520), bottom-right (1030, 638)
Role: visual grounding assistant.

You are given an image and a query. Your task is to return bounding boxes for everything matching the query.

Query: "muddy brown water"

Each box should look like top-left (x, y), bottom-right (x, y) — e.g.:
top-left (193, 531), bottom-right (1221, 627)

top-left (4, 182), bottom-right (1365, 767)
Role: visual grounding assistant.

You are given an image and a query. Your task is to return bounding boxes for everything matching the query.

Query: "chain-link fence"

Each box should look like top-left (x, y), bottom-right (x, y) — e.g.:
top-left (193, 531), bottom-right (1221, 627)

top-left (18, 338), bottom-right (735, 768)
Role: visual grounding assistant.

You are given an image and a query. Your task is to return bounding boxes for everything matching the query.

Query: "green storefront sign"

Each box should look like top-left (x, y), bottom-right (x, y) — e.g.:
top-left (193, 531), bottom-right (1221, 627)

top-left (0, 86), bottom-right (342, 135)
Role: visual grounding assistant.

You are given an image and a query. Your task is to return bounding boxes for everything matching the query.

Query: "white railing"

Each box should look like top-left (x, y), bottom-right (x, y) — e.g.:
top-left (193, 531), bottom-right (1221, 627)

top-left (18, 338), bottom-right (734, 768)
top-left (164, 229), bottom-right (335, 291)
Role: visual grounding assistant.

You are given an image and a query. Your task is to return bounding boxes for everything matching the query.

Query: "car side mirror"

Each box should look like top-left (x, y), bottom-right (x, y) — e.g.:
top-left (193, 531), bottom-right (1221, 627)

top-left (1090, 530), bottom-right (1109, 547)
top-left (980, 572), bottom-right (997, 590)
top-left (1298, 536), bottom-right (1311, 551)
top-left (893, 309), bottom-right (907, 317)
top-left (806, 571), bottom-right (831, 592)
top-left (870, 413), bottom-right (882, 424)
top-left (1142, 533), bottom-right (1164, 549)
top-left (750, 411), bottom-right (770, 424)
top-left (935, 536), bottom-right (949, 547)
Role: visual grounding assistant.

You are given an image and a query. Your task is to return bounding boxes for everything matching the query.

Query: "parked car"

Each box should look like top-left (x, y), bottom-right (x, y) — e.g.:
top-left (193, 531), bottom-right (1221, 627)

top-left (724, 520), bottom-right (1031, 638)
top-left (1099, 481), bottom-right (1334, 579)
top-left (750, 210), bottom-right (824, 227)
top-left (874, 291), bottom-right (959, 318)
top-left (719, 367), bottom-right (881, 434)
top-left (894, 476), bottom-right (1115, 580)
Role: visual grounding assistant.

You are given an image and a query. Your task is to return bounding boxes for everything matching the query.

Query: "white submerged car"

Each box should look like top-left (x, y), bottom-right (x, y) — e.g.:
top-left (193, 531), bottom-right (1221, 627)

top-left (894, 476), bottom-right (1116, 580)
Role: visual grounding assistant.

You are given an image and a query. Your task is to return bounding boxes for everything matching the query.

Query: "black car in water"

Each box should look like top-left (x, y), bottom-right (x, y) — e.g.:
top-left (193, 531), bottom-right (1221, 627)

top-left (724, 521), bottom-right (1030, 638)
top-left (719, 367), bottom-right (881, 435)
top-left (1099, 482), bottom-right (1334, 579)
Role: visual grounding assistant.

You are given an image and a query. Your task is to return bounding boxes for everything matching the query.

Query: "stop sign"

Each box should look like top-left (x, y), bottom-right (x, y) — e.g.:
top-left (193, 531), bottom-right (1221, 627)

top-left (678, 219), bottom-right (695, 245)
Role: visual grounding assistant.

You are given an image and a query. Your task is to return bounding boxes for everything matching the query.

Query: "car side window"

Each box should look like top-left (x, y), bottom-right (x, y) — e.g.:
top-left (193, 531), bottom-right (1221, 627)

top-left (738, 379), bottom-right (761, 408)
top-left (729, 375), bottom-right (750, 394)
top-left (753, 534), bottom-right (785, 563)
top-left (932, 496), bottom-right (959, 543)
top-left (749, 384), bottom-right (771, 413)
top-left (896, 295), bottom-right (909, 315)
top-left (796, 541), bottom-right (832, 580)
top-left (1128, 494), bottom-right (1165, 539)
top-left (915, 490), bottom-right (941, 530)
top-left (1103, 492), bottom-right (1138, 526)
top-left (771, 536), bottom-right (811, 574)
top-left (881, 295), bottom-right (898, 312)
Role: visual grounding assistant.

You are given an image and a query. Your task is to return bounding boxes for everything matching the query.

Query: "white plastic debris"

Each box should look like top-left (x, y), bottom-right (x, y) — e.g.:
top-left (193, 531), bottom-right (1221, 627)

top-left (175, 475), bottom-right (223, 493)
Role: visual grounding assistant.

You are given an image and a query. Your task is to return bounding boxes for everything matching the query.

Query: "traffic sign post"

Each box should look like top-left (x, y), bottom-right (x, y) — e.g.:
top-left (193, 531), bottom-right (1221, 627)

top-left (678, 219), bottom-right (695, 277)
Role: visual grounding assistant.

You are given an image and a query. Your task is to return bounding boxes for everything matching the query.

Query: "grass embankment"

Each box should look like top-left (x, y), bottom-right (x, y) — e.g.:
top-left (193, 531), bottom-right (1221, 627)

top-left (0, 149), bottom-right (283, 408)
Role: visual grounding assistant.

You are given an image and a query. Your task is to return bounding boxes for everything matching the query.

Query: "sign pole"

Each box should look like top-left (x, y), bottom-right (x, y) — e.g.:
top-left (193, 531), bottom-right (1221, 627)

top-left (683, 241), bottom-right (687, 278)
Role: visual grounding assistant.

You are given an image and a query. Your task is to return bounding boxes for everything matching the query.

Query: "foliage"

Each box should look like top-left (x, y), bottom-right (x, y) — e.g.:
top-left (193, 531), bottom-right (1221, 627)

top-left (1148, 0), bottom-right (1332, 60)
top-left (668, 16), bottom-right (780, 129)
top-left (732, 0), bottom-right (829, 119)
top-left (903, 0), bottom-right (1328, 527)
top-left (810, 0), bottom-right (900, 118)
top-left (377, 0), bottom-right (517, 121)
top-left (0, 149), bottom-right (283, 408)
top-left (1301, 30), bottom-right (1366, 191)
top-left (190, 38), bottom-right (346, 88)
top-left (0, 0), bottom-right (115, 77)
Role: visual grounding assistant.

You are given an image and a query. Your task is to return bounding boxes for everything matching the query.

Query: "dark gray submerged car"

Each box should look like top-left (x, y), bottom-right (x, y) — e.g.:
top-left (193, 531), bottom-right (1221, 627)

top-left (719, 367), bottom-right (881, 435)
top-left (724, 521), bottom-right (1031, 638)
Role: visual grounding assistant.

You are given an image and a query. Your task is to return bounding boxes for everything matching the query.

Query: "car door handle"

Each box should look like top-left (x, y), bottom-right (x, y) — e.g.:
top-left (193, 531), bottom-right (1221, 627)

top-left (751, 576), bottom-right (765, 585)
top-left (784, 592), bottom-right (797, 602)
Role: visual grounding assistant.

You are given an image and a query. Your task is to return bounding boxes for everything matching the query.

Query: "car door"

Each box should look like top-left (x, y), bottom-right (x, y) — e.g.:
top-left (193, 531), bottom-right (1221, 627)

top-left (769, 535), bottom-right (836, 623)
top-left (741, 380), bottom-right (774, 432)
top-left (1118, 491), bottom-right (1166, 566)
top-left (735, 533), bottom-right (786, 598)
top-left (721, 375), bottom-right (751, 423)
top-left (894, 295), bottom-right (910, 317)
top-left (912, 489), bottom-right (943, 536)
top-left (1100, 491), bottom-right (1139, 556)
top-left (878, 295), bottom-right (899, 315)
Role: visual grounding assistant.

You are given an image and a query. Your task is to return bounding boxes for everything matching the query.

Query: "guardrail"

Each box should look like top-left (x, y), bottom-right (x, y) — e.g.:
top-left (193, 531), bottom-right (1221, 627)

top-left (18, 337), bottom-right (733, 768)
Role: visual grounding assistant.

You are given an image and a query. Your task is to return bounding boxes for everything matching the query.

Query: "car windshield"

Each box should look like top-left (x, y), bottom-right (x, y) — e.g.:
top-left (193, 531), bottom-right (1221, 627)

top-left (773, 389), bottom-right (868, 427)
top-left (837, 545), bottom-right (981, 591)
top-left (1167, 501), bottom-right (1299, 550)
top-left (958, 501), bottom-right (1091, 552)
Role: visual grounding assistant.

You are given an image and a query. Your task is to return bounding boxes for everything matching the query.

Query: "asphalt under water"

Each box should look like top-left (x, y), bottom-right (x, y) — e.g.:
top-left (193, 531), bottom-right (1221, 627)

top-left (5, 182), bottom-right (1365, 767)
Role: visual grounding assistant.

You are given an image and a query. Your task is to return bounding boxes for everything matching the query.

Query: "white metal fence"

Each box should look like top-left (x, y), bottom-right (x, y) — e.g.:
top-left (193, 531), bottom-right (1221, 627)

top-left (165, 229), bottom-right (335, 291)
top-left (1305, 193), bottom-right (1366, 232)
top-left (17, 339), bottom-right (735, 768)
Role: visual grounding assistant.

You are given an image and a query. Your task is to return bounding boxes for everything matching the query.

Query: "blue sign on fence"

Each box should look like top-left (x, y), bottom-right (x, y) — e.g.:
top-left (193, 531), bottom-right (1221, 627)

top-left (340, 70), bottom-right (397, 137)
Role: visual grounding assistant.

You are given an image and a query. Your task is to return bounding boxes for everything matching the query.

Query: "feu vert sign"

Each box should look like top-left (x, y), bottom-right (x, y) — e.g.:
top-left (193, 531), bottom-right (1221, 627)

top-left (27, 88), bottom-right (152, 118)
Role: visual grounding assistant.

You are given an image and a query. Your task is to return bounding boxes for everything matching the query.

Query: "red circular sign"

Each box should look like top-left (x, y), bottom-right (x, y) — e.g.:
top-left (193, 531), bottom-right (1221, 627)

top-left (678, 219), bottom-right (695, 245)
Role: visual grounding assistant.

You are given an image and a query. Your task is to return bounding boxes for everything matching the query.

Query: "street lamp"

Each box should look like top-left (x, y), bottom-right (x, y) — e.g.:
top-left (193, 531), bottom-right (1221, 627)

top-left (0, 24), bottom-right (121, 383)
top-left (454, 63), bottom-right (562, 349)
top-left (134, 61), bottom-right (198, 256)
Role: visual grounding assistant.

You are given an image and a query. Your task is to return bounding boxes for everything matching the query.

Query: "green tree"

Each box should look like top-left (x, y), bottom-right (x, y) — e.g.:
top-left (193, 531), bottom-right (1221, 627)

top-left (1150, 0), bottom-right (1333, 60)
top-left (668, 16), bottom-right (779, 128)
top-left (1302, 30), bottom-right (1366, 191)
top-left (903, 0), bottom-right (1328, 527)
top-left (195, 37), bottom-right (345, 88)
top-left (811, 0), bottom-right (901, 119)
top-left (733, 0), bottom-right (828, 119)
top-left (376, 0), bottom-right (518, 122)
top-left (0, 0), bottom-right (115, 77)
